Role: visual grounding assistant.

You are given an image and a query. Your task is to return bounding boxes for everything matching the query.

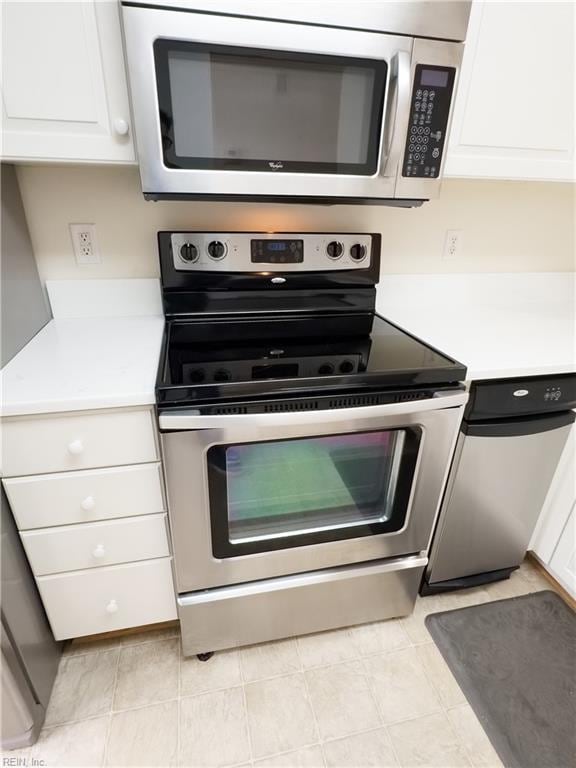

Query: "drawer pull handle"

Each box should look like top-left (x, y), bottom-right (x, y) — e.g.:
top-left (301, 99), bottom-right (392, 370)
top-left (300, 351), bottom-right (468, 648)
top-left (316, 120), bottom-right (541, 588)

top-left (68, 439), bottom-right (84, 456)
top-left (81, 496), bottom-right (96, 511)
top-left (113, 117), bottom-right (129, 136)
top-left (92, 544), bottom-right (106, 559)
top-left (106, 599), bottom-right (118, 614)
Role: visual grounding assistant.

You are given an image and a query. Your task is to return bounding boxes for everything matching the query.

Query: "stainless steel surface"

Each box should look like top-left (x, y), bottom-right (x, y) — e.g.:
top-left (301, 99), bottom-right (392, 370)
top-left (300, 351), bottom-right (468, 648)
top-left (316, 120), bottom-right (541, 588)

top-left (177, 555), bottom-right (427, 655)
top-left (160, 391), bottom-right (467, 592)
top-left (1, 647), bottom-right (36, 750)
top-left (126, 2), bottom-right (472, 43)
top-left (1, 164), bottom-right (51, 367)
top-left (121, 5), bottom-right (464, 201)
top-left (395, 37), bottom-right (464, 200)
top-left (427, 422), bottom-right (574, 584)
top-left (170, 232), bottom-right (373, 272)
top-left (1, 488), bottom-right (61, 749)
top-left (383, 50), bottom-right (410, 178)
top-left (159, 389), bottom-right (468, 431)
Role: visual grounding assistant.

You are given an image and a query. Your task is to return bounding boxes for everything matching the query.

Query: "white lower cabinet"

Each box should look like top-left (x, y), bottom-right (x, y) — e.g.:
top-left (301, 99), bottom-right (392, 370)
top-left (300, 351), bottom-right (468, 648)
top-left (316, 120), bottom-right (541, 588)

top-left (531, 425), bottom-right (576, 597)
top-left (2, 408), bottom-right (158, 477)
top-left (3, 405), bottom-right (177, 640)
top-left (37, 558), bottom-right (177, 640)
top-left (21, 513), bottom-right (170, 576)
top-left (548, 507), bottom-right (576, 596)
top-left (4, 463), bottom-right (165, 530)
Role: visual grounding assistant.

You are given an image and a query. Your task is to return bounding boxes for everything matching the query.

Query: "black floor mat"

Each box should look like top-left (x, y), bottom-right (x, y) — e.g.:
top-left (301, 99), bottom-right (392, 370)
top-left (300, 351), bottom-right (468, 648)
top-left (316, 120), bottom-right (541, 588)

top-left (425, 590), bottom-right (576, 768)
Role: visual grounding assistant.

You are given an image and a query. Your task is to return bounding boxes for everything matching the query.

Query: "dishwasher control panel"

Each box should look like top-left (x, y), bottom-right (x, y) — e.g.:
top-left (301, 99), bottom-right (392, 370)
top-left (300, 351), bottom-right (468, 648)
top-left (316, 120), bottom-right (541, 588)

top-left (466, 374), bottom-right (576, 420)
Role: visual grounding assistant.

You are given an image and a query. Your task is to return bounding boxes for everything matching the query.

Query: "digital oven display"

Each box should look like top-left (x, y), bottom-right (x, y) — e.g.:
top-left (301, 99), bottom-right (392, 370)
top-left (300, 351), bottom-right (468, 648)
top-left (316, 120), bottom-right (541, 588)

top-left (251, 239), bottom-right (304, 264)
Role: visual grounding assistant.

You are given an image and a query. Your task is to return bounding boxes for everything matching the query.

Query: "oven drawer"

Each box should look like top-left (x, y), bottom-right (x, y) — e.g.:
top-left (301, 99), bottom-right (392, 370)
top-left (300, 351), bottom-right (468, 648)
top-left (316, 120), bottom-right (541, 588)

top-left (178, 555), bottom-right (426, 655)
top-left (36, 558), bottom-right (177, 640)
top-left (21, 514), bottom-right (170, 576)
top-left (1, 408), bottom-right (158, 477)
top-left (4, 463), bottom-right (165, 530)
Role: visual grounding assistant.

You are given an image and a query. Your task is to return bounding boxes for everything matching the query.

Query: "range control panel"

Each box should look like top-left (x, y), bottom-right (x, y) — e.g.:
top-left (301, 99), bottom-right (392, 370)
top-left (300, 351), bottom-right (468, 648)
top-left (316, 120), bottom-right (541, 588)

top-left (402, 64), bottom-right (456, 180)
top-left (170, 233), bottom-right (373, 273)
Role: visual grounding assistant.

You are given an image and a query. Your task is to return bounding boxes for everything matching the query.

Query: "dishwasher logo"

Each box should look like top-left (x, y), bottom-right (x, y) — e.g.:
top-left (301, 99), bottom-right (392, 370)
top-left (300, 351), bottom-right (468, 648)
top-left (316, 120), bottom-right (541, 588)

top-left (513, 389), bottom-right (529, 397)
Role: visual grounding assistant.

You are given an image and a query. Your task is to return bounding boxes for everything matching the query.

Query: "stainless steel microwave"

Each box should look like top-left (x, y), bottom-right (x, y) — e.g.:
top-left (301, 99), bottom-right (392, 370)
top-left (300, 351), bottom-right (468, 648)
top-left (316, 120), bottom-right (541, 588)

top-left (120, 1), bottom-right (470, 205)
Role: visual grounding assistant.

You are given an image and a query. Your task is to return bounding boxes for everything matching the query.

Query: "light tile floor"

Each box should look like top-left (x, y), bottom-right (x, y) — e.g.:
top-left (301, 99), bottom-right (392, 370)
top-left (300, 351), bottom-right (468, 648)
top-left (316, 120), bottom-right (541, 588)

top-left (4, 561), bottom-right (558, 768)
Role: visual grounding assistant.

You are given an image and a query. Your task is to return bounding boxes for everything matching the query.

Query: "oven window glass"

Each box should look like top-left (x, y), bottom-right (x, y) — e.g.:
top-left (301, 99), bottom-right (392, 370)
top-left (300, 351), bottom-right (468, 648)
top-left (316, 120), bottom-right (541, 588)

top-left (154, 40), bottom-right (388, 175)
top-left (207, 428), bottom-right (420, 557)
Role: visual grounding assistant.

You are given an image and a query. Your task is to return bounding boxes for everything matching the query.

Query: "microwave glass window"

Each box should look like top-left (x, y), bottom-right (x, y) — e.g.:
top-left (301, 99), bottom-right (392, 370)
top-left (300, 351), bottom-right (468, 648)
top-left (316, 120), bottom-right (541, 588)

top-left (154, 41), bottom-right (387, 175)
top-left (207, 428), bottom-right (421, 557)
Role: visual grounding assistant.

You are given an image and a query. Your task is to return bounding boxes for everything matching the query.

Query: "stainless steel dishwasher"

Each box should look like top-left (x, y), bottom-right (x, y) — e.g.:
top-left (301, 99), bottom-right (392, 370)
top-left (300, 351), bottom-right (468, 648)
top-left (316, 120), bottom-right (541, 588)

top-left (422, 373), bottom-right (576, 594)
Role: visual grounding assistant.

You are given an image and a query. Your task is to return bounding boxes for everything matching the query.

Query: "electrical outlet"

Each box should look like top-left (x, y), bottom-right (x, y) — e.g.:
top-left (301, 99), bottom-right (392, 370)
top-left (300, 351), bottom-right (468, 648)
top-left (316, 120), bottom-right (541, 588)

top-left (443, 229), bottom-right (462, 260)
top-left (69, 224), bottom-right (100, 264)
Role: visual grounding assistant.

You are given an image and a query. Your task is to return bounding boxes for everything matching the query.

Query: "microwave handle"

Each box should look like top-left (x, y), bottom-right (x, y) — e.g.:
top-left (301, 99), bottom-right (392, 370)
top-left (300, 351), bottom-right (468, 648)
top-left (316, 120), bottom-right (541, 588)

top-left (383, 50), bottom-right (411, 177)
top-left (158, 389), bottom-right (468, 431)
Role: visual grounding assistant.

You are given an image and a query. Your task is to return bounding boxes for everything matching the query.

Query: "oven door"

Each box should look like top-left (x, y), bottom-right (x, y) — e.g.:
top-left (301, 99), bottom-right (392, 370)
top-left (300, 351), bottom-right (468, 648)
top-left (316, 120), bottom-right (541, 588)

top-left (159, 390), bottom-right (467, 592)
top-left (121, 5), bottom-right (462, 202)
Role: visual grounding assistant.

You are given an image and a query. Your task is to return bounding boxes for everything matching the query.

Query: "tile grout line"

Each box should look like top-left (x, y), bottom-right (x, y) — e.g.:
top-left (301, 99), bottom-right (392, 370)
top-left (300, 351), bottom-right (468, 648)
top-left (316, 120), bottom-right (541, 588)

top-left (238, 646), bottom-right (256, 766)
top-left (102, 647), bottom-right (122, 767)
top-left (294, 635), bottom-right (326, 765)
top-left (409, 635), bottom-right (476, 766)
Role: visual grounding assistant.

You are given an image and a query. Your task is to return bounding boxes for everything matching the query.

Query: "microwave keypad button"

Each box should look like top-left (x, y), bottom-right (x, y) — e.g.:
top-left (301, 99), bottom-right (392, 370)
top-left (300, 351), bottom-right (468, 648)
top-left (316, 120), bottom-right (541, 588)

top-left (207, 240), bottom-right (227, 260)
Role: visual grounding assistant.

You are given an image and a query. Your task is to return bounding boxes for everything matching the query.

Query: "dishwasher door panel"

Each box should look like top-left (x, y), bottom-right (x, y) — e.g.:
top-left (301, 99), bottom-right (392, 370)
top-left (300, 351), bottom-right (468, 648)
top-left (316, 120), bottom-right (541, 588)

top-left (427, 421), bottom-right (574, 584)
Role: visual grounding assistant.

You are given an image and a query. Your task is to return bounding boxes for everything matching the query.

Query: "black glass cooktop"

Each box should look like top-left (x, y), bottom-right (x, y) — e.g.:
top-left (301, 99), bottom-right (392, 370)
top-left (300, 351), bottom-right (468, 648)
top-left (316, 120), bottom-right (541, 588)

top-left (156, 313), bottom-right (466, 408)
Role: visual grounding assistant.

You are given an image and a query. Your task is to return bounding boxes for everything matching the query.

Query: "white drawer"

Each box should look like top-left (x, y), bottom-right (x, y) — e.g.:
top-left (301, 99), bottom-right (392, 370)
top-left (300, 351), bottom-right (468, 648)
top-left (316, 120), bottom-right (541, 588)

top-left (4, 463), bottom-right (165, 530)
top-left (36, 558), bottom-right (177, 640)
top-left (21, 514), bottom-right (170, 576)
top-left (1, 408), bottom-right (158, 477)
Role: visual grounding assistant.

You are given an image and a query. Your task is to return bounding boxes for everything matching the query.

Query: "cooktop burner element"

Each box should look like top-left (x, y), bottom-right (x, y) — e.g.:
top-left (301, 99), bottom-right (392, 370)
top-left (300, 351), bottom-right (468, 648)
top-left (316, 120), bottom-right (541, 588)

top-left (155, 231), bottom-right (466, 410)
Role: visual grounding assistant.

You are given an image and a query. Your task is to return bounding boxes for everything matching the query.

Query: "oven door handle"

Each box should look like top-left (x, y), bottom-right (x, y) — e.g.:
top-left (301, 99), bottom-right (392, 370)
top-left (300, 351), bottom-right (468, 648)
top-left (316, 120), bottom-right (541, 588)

top-left (158, 389), bottom-right (468, 431)
top-left (383, 49), bottom-right (411, 177)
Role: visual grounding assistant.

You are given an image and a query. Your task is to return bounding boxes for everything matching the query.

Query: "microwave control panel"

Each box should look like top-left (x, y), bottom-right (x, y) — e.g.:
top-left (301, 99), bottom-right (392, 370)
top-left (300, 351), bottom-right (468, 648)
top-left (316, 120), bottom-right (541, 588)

top-left (402, 64), bottom-right (456, 180)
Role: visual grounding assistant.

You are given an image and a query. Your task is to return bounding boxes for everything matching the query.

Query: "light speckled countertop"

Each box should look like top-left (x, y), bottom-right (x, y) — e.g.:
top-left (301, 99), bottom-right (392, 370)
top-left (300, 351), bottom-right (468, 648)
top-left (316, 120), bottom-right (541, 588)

top-left (377, 272), bottom-right (575, 380)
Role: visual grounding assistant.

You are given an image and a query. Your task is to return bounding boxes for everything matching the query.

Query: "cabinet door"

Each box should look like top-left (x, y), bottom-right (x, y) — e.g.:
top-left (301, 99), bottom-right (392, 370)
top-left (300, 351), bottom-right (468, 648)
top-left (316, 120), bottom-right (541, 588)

top-left (1, 1), bottom-right (135, 163)
top-left (445, 1), bottom-right (575, 180)
top-left (531, 426), bottom-right (575, 563)
top-left (548, 505), bottom-right (576, 597)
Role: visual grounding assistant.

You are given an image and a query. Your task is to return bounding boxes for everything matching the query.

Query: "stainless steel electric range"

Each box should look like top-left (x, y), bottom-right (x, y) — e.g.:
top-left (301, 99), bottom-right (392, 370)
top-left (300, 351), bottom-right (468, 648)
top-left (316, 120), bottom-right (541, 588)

top-left (156, 231), bottom-right (467, 656)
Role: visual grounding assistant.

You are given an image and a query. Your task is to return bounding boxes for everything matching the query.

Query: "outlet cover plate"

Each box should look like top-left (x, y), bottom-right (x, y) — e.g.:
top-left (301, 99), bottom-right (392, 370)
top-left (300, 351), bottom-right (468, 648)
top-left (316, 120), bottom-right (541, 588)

top-left (69, 223), bottom-right (100, 265)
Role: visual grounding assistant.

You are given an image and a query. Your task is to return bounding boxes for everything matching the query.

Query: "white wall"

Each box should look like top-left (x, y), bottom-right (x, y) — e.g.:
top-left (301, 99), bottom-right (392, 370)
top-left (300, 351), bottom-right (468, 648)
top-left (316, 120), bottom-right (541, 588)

top-left (16, 165), bottom-right (576, 282)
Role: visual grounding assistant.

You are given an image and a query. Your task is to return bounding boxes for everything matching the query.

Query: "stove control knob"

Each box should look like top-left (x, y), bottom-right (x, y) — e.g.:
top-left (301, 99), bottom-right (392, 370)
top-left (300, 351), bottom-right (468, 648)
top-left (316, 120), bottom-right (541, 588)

top-left (188, 368), bottom-right (206, 384)
top-left (349, 243), bottom-right (367, 262)
top-left (207, 240), bottom-right (227, 260)
top-left (180, 242), bottom-right (198, 262)
top-left (326, 241), bottom-right (343, 259)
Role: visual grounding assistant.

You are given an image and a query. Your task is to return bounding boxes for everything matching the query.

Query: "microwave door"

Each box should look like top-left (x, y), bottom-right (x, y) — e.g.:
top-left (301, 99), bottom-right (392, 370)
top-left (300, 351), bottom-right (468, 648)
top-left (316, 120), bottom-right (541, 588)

top-left (155, 40), bottom-right (388, 178)
top-left (121, 6), bottom-right (415, 202)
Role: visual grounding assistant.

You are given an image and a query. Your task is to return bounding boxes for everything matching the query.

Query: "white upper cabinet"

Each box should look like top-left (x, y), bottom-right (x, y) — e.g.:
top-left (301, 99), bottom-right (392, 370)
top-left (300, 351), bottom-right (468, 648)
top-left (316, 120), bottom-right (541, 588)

top-left (1, 1), bottom-right (135, 163)
top-left (445, 1), bottom-right (575, 181)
